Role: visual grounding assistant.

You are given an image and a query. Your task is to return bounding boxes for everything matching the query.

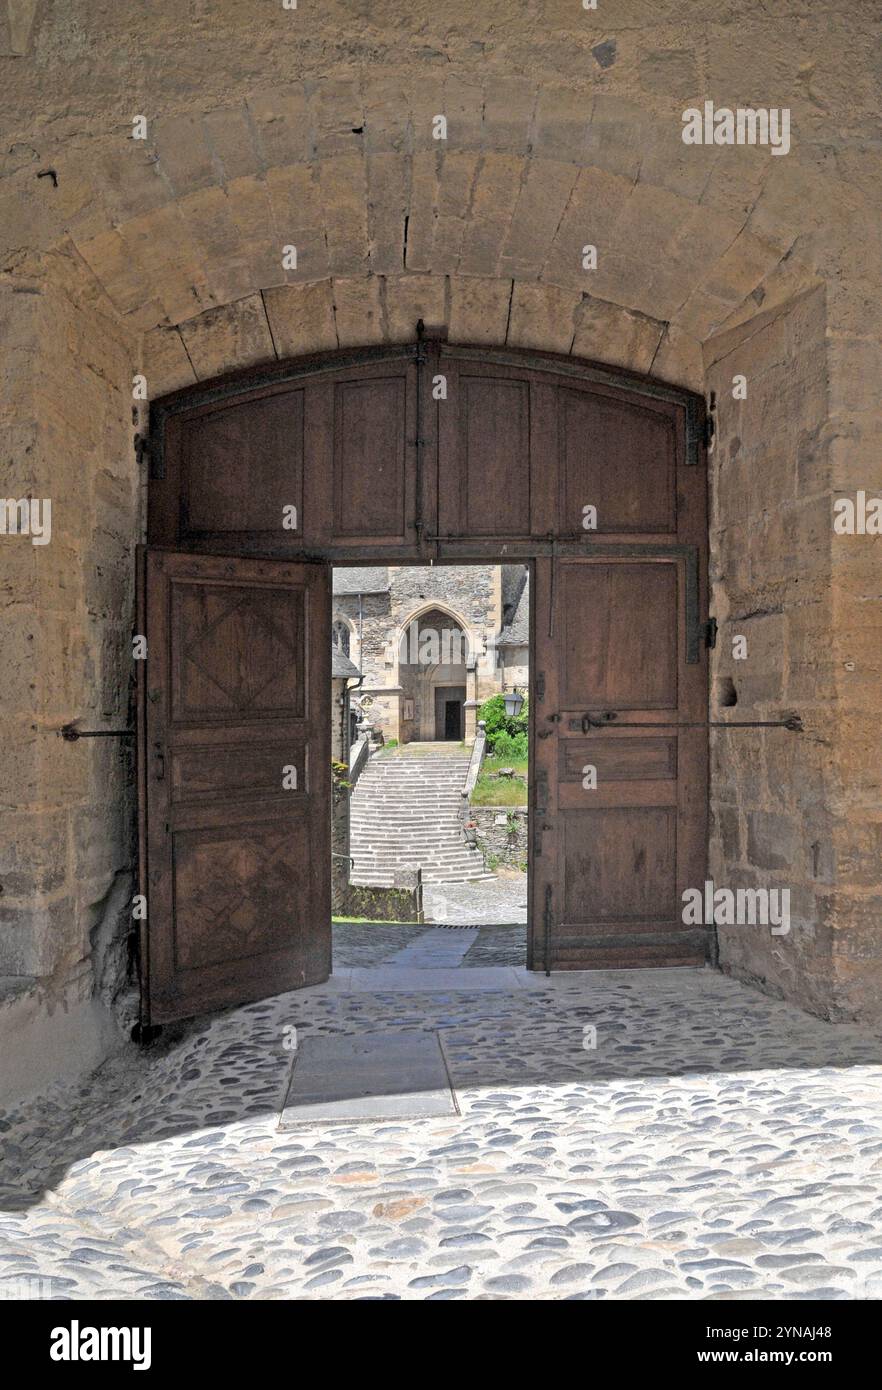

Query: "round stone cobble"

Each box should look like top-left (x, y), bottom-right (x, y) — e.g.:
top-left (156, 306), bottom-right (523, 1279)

top-left (2, 968), bottom-right (882, 1299)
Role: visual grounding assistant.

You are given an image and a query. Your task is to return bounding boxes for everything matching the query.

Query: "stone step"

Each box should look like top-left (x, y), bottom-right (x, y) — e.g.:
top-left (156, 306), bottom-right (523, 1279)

top-left (349, 752), bottom-right (492, 888)
top-left (352, 795), bottom-right (465, 802)
top-left (352, 787), bottom-right (466, 796)
top-left (355, 853), bottom-right (477, 863)
top-left (353, 847), bottom-right (485, 861)
top-left (353, 841), bottom-right (473, 851)
top-left (352, 873), bottom-right (496, 887)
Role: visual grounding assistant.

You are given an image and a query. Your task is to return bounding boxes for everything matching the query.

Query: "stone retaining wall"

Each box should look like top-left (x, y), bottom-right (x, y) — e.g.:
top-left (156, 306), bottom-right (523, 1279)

top-left (472, 807), bottom-right (529, 868)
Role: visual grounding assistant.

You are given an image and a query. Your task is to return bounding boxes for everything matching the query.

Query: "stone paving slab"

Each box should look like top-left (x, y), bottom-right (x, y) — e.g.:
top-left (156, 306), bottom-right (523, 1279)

top-left (387, 928), bottom-right (479, 968)
top-left (279, 1031), bottom-right (457, 1125)
top-left (3, 968), bottom-right (882, 1300)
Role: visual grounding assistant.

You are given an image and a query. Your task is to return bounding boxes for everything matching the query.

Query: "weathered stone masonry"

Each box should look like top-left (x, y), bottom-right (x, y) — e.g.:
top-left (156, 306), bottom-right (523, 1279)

top-left (0, 1), bottom-right (879, 1100)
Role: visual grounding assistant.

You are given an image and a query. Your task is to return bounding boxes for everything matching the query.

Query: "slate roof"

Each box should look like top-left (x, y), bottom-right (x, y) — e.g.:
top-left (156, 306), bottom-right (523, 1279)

top-left (501, 564), bottom-right (527, 621)
top-left (332, 566), bottom-right (390, 595)
top-left (498, 571), bottom-right (529, 645)
top-left (331, 650), bottom-right (362, 679)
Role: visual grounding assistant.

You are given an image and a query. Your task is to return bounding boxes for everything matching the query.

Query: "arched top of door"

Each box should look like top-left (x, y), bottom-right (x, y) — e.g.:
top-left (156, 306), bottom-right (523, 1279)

top-left (146, 332), bottom-right (706, 563)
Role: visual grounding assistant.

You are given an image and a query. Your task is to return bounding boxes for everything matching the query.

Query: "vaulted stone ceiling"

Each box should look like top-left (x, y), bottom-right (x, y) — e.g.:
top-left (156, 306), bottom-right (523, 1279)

top-left (5, 1), bottom-right (877, 396)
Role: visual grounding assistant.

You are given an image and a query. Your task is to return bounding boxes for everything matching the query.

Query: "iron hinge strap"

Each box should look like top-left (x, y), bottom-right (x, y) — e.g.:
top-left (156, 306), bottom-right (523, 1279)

top-left (543, 883), bottom-right (553, 977)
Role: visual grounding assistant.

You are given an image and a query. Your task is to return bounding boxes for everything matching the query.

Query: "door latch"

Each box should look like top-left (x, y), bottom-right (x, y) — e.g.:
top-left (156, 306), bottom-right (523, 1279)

top-left (581, 711), bottom-right (617, 732)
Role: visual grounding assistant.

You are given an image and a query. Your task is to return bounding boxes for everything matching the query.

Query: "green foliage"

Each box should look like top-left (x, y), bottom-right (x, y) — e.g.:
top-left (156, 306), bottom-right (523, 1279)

top-left (471, 760), bottom-right (528, 807)
top-left (331, 760), bottom-right (352, 790)
top-left (478, 693), bottom-right (529, 753)
top-left (490, 729), bottom-right (528, 761)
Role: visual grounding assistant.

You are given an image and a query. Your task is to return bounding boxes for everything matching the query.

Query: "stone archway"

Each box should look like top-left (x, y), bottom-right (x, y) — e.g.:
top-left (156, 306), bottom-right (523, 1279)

top-left (392, 598), bottom-right (480, 743)
top-left (2, 2), bottom-right (879, 1100)
top-left (398, 606), bottom-right (470, 743)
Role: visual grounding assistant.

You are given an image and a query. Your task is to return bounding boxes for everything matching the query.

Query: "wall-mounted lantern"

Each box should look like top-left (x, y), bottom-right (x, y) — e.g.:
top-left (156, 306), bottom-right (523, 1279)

top-left (503, 688), bottom-right (524, 718)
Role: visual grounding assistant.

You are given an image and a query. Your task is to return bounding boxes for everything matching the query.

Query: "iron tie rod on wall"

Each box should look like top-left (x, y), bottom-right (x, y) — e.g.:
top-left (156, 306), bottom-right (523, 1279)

top-left (60, 723), bottom-right (135, 741)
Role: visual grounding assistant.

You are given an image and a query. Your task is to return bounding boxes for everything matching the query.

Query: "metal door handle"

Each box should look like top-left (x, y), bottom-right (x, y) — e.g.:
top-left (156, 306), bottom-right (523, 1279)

top-left (582, 711), bottom-right (617, 732)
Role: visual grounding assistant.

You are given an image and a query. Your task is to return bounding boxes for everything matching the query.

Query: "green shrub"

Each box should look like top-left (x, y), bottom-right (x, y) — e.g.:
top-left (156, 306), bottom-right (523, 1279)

top-left (478, 693), bottom-right (529, 752)
top-left (490, 729), bottom-right (528, 761)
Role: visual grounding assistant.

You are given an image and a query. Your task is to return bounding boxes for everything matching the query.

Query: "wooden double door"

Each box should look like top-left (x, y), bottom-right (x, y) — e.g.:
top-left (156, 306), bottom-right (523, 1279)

top-left (139, 342), bottom-right (709, 1024)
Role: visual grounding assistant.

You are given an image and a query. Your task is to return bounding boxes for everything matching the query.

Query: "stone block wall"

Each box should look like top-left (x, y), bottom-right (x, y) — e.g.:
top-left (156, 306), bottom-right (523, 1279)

top-left (343, 882), bottom-right (423, 924)
top-left (472, 807), bottom-right (529, 868)
top-left (706, 286), bottom-right (842, 1015)
top-left (0, 263), bottom-right (139, 1101)
top-left (331, 787), bottom-right (349, 914)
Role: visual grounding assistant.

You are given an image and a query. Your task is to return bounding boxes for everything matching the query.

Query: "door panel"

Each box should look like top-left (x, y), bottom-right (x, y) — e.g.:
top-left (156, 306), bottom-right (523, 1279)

top-left (559, 561), bottom-right (679, 710)
top-left (180, 391), bottom-right (304, 542)
top-left (558, 387), bottom-right (679, 535)
top-left (461, 376), bottom-right (531, 536)
top-left (139, 550), bottom-right (331, 1023)
top-left (438, 363), bottom-right (535, 539)
top-left (332, 375), bottom-right (410, 542)
top-left (531, 549), bottom-right (707, 967)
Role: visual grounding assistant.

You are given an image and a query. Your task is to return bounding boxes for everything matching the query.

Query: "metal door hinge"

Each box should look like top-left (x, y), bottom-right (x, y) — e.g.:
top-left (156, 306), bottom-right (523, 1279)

top-left (704, 617), bottom-right (718, 649)
top-left (543, 883), bottom-right (553, 977)
top-left (536, 672), bottom-right (546, 702)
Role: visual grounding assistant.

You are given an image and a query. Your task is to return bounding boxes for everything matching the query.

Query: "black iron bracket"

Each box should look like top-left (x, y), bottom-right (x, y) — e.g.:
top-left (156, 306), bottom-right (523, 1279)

top-left (414, 320), bottom-right (427, 547)
top-left (61, 724), bottom-right (135, 742)
top-left (577, 713), bottom-right (803, 733)
top-left (543, 883), bottom-right (553, 977)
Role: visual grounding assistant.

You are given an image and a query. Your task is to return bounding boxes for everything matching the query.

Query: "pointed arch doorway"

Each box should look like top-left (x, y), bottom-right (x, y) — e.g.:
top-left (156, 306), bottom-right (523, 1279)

top-left (398, 605), bottom-right (470, 743)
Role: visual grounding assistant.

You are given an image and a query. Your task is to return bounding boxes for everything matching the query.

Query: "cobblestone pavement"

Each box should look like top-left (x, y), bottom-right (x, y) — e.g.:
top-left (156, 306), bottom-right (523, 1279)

top-left (3, 967), bottom-right (882, 1300)
top-left (424, 871), bottom-right (528, 926)
top-left (332, 921), bottom-right (526, 969)
top-left (460, 924), bottom-right (527, 968)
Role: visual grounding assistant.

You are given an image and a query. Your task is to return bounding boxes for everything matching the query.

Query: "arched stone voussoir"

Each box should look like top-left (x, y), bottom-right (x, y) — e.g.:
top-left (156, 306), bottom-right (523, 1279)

top-left (72, 133), bottom-right (817, 379)
top-left (141, 272), bottom-right (708, 399)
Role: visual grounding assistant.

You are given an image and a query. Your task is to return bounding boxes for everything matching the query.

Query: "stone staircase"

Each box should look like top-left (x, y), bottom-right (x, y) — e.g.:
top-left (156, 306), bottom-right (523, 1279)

top-left (349, 745), bottom-right (494, 887)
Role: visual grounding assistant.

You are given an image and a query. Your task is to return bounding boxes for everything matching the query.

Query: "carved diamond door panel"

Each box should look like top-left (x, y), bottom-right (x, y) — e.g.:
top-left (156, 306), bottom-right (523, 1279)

top-left (138, 550), bottom-right (331, 1023)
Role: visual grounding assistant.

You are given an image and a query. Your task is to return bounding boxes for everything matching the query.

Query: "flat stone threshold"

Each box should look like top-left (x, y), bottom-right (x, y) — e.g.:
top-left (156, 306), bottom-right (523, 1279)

top-left (279, 1028), bottom-right (458, 1125)
top-left (308, 964), bottom-right (708, 993)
